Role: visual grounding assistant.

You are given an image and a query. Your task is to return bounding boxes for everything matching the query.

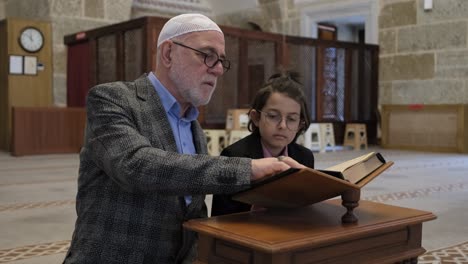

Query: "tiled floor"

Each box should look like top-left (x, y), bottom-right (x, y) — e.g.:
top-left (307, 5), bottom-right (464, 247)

top-left (0, 147), bottom-right (467, 263)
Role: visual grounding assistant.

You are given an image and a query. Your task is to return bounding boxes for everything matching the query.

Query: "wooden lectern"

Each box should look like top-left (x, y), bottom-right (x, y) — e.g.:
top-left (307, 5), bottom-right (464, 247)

top-left (184, 200), bottom-right (436, 264)
top-left (232, 161), bottom-right (394, 224)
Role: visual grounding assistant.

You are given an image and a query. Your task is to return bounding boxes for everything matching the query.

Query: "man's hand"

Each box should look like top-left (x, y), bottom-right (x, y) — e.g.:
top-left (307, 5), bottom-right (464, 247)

top-left (250, 158), bottom-right (290, 181)
top-left (277, 156), bottom-right (306, 169)
top-left (250, 156), bottom-right (307, 181)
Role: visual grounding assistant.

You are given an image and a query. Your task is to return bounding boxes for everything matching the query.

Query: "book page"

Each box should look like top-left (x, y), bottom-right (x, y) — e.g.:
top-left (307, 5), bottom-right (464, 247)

top-left (343, 154), bottom-right (385, 184)
top-left (325, 152), bottom-right (376, 172)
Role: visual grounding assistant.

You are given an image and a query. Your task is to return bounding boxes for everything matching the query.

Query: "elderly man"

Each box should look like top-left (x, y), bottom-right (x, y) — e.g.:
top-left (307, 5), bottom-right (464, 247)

top-left (63, 14), bottom-right (303, 264)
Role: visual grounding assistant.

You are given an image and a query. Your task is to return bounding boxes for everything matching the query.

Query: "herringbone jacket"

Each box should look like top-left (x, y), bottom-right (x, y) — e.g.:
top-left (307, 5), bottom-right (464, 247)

top-left (63, 74), bottom-right (251, 264)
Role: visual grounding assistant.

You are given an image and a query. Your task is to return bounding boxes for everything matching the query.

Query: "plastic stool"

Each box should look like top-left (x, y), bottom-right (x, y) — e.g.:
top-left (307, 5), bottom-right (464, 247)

top-left (228, 130), bottom-right (251, 145)
top-left (204, 129), bottom-right (226, 156)
top-left (343, 123), bottom-right (368, 150)
top-left (320, 123), bottom-right (336, 152)
top-left (301, 124), bottom-right (322, 152)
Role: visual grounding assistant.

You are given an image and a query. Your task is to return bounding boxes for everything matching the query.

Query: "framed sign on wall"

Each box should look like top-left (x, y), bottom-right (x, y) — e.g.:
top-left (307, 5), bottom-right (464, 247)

top-left (9, 55), bottom-right (23, 74)
top-left (24, 56), bottom-right (37, 75)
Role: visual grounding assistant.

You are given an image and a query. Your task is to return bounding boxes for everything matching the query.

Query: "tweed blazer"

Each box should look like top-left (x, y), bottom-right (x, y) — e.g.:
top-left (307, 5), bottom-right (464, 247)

top-left (63, 74), bottom-right (251, 264)
top-left (211, 132), bottom-right (315, 216)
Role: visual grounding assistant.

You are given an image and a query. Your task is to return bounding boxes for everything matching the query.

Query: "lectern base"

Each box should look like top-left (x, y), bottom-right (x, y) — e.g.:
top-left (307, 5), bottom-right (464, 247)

top-left (341, 188), bottom-right (361, 223)
top-left (184, 200), bottom-right (436, 264)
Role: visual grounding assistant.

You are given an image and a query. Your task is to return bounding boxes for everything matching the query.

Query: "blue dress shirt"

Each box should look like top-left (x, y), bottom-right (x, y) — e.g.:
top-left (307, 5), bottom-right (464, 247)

top-left (148, 72), bottom-right (199, 205)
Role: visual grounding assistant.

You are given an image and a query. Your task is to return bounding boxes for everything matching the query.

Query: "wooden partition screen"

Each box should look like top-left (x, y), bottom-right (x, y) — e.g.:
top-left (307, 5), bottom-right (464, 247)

top-left (64, 16), bottom-right (379, 144)
top-left (12, 107), bottom-right (86, 156)
top-left (67, 42), bottom-right (91, 107)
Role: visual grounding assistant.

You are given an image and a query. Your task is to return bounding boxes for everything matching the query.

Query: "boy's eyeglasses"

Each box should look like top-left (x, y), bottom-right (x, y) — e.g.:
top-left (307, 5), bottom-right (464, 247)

top-left (172, 41), bottom-right (231, 73)
top-left (257, 110), bottom-right (304, 131)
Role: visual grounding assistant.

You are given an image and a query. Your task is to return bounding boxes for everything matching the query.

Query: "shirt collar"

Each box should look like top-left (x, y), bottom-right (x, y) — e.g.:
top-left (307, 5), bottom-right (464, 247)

top-left (261, 141), bottom-right (288, 158)
top-left (147, 72), bottom-right (199, 121)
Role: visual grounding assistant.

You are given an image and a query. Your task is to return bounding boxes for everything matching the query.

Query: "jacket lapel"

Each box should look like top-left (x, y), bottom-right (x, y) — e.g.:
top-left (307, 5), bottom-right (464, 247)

top-left (134, 74), bottom-right (206, 261)
top-left (135, 74), bottom-right (178, 152)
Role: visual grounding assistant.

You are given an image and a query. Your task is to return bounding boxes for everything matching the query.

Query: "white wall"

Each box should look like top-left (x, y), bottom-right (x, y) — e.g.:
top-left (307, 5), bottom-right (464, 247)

top-left (296, 0), bottom-right (379, 44)
top-left (204, 0), bottom-right (258, 15)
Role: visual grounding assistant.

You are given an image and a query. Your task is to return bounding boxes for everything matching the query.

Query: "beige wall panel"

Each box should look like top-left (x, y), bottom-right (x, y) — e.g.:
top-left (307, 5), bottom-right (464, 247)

top-left (85, 0), bottom-right (105, 18)
top-left (380, 53), bottom-right (434, 81)
top-left (0, 0), bottom-right (5, 20)
top-left (5, 0), bottom-right (50, 20)
top-left (398, 21), bottom-right (467, 52)
top-left (379, 1), bottom-right (417, 29)
top-left (418, 0), bottom-right (468, 24)
top-left (51, 0), bottom-right (82, 17)
top-left (379, 29), bottom-right (396, 55)
top-left (436, 50), bottom-right (468, 79)
top-left (105, 0), bottom-right (132, 21)
top-left (379, 82), bottom-right (392, 105)
top-left (391, 80), bottom-right (464, 104)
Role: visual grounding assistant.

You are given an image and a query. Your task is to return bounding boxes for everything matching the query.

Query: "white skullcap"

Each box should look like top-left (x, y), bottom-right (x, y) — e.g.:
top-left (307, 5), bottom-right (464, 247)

top-left (157, 13), bottom-right (223, 47)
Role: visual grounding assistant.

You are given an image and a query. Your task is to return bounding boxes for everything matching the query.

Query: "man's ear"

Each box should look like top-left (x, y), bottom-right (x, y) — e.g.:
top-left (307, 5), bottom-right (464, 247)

top-left (159, 41), bottom-right (172, 67)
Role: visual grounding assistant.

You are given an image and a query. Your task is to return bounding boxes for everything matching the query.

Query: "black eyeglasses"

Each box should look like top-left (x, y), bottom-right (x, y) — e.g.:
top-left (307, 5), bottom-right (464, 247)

top-left (172, 41), bottom-right (231, 73)
top-left (257, 110), bottom-right (304, 131)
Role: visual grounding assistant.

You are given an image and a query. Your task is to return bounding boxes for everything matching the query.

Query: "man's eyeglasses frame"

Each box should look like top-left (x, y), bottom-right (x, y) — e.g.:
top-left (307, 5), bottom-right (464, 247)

top-left (172, 41), bottom-right (231, 73)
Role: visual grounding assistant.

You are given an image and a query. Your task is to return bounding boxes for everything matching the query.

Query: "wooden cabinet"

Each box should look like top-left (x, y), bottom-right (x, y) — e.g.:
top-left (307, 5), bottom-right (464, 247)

top-left (64, 16), bottom-right (379, 144)
top-left (381, 104), bottom-right (468, 153)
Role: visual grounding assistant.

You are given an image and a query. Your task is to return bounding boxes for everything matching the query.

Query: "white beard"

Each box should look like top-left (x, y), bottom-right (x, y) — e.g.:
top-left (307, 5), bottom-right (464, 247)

top-left (169, 65), bottom-right (216, 107)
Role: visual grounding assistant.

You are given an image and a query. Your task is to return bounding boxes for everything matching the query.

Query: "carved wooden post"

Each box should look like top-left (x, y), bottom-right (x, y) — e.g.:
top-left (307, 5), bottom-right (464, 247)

top-left (341, 189), bottom-right (361, 223)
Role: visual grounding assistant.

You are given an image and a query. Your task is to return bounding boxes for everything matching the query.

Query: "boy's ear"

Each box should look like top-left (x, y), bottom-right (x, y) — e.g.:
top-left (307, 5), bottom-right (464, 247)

top-left (249, 110), bottom-right (260, 127)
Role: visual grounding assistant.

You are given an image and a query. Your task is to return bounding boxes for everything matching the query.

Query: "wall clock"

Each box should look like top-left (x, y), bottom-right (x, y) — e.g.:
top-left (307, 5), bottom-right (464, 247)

top-left (18, 27), bottom-right (44, 53)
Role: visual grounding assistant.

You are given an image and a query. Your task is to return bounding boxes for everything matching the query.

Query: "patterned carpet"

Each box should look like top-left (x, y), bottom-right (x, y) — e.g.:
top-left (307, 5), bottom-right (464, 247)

top-left (419, 242), bottom-right (468, 264)
top-left (0, 240), bottom-right (466, 263)
top-left (0, 147), bottom-right (467, 263)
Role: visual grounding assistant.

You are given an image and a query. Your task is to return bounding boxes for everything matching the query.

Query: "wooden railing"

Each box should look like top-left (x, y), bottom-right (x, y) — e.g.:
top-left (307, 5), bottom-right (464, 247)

top-left (64, 16), bottom-right (380, 145)
top-left (12, 107), bottom-right (86, 156)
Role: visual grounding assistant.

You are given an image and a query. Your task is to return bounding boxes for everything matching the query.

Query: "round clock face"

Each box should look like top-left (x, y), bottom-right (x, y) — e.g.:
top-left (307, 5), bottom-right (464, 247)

top-left (19, 27), bottom-right (44, 53)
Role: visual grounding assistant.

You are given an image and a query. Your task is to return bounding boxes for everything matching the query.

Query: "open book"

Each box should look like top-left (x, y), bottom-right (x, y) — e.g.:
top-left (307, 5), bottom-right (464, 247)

top-left (319, 152), bottom-right (386, 184)
top-left (231, 152), bottom-right (392, 208)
